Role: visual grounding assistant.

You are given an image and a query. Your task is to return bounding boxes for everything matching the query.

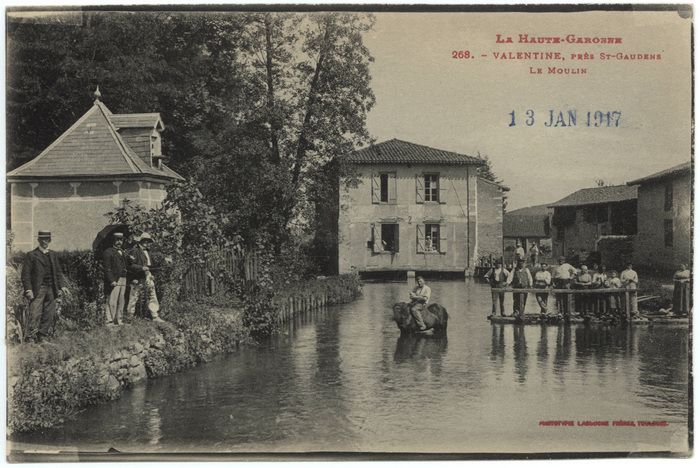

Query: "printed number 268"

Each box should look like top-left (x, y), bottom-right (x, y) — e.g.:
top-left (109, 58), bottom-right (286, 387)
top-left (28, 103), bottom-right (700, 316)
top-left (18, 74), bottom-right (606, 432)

top-left (508, 110), bottom-right (535, 127)
top-left (452, 50), bottom-right (471, 59)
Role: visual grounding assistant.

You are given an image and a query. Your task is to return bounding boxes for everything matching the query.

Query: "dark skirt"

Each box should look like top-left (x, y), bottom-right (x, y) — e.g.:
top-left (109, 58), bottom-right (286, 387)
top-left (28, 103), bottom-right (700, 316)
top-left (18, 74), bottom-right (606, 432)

top-left (672, 281), bottom-right (691, 314)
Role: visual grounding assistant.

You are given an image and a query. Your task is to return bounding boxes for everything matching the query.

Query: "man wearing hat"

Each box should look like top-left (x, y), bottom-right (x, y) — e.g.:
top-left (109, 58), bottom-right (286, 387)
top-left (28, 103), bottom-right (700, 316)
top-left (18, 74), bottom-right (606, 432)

top-left (507, 258), bottom-right (533, 317)
top-left (21, 231), bottom-right (69, 342)
top-left (552, 256), bottom-right (578, 314)
top-left (126, 233), bottom-right (164, 322)
top-left (102, 232), bottom-right (128, 326)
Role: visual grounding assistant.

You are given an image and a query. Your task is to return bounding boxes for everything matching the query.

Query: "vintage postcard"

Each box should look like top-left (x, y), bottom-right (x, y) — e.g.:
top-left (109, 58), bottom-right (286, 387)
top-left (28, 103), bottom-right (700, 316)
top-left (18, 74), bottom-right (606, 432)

top-left (4, 4), bottom-right (693, 461)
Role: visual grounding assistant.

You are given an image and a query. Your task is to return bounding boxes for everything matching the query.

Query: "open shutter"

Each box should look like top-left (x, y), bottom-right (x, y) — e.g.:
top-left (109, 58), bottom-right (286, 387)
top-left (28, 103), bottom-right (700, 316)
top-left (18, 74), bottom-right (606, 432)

top-left (371, 173), bottom-right (380, 204)
top-left (416, 224), bottom-right (426, 253)
top-left (415, 175), bottom-right (424, 204)
top-left (439, 223), bottom-right (448, 253)
top-left (393, 225), bottom-right (400, 252)
top-left (388, 173), bottom-right (397, 204)
top-left (439, 175), bottom-right (448, 204)
top-left (372, 224), bottom-right (382, 252)
top-left (373, 224), bottom-right (382, 253)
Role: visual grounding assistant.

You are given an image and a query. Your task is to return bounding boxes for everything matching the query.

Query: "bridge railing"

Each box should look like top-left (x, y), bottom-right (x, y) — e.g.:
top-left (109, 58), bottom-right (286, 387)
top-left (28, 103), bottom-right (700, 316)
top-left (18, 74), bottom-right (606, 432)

top-left (490, 287), bottom-right (638, 321)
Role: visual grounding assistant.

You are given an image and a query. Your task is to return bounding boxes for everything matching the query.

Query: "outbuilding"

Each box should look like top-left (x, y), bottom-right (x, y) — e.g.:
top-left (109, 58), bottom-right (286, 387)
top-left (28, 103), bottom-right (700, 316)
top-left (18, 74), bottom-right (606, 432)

top-left (7, 90), bottom-right (183, 251)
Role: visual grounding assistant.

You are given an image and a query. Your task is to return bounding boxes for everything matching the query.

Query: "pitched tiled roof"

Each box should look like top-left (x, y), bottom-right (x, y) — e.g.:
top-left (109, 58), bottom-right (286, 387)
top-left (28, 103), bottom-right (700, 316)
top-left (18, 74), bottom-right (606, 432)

top-left (549, 185), bottom-right (638, 208)
top-left (504, 204), bottom-right (550, 238)
top-left (627, 162), bottom-right (691, 186)
top-left (344, 139), bottom-right (485, 166)
top-left (109, 113), bottom-right (164, 130)
top-left (7, 101), bottom-right (183, 181)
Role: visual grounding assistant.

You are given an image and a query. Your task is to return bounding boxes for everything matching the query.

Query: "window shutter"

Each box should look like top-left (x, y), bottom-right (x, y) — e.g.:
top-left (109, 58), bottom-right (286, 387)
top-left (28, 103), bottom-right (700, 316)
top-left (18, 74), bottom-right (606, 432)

top-left (416, 224), bottom-right (426, 253)
top-left (439, 175), bottom-right (448, 204)
top-left (388, 173), bottom-right (397, 204)
top-left (372, 224), bottom-right (382, 253)
top-left (371, 173), bottom-right (380, 204)
top-left (394, 225), bottom-right (400, 252)
top-left (439, 223), bottom-right (448, 253)
top-left (415, 175), bottom-right (424, 204)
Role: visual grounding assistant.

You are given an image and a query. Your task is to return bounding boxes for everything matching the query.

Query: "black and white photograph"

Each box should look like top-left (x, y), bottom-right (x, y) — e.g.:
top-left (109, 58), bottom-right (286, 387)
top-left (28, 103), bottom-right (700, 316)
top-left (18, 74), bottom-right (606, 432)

top-left (3, 3), bottom-right (694, 461)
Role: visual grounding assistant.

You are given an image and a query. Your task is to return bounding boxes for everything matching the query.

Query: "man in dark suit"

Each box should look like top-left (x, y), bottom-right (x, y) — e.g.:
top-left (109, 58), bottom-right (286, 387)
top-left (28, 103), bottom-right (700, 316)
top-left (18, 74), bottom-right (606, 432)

top-left (126, 233), bottom-right (164, 322)
top-left (21, 231), bottom-right (69, 342)
top-left (103, 232), bottom-right (128, 326)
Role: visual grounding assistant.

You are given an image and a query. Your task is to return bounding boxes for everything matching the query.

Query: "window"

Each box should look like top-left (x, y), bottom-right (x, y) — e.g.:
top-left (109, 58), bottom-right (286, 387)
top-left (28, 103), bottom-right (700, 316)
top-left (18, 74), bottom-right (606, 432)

top-left (424, 174), bottom-right (439, 202)
top-left (425, 224), bottom-right (440, 251)
top-left (372, 172), bottom-right (396, 204)
top-left (664, 183), bottom-right (673, 212)
top-left (417, 223), bottom-right (447, 253)
top-left (371, 223), bottom-right (399, 253)
top-left (381, 224), bottom-right (399, 252)
top-left (380, 174), bottom-right (389, 202)
top-left (664, 219), bottom-right (673, 247)
top-left (416, 173), bottom-right (446, 203)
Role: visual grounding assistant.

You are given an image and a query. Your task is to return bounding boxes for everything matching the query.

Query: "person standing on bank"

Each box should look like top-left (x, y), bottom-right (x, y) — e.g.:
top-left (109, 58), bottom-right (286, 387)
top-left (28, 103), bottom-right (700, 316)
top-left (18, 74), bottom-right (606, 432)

top-left (507, 259), bottom-right (533, 317)
top-left (21, 231), bottom-right (69, 342)
top-left (409, 276), bottom-right (432, 331)
top-left (529, 242), bottom-right (540, 266)
top-left (127, 233), bottom-right (164, 322)
top-left (485, 259), bottom-right (510, 317)
top-left (102, 232), bottom-right (128, 326)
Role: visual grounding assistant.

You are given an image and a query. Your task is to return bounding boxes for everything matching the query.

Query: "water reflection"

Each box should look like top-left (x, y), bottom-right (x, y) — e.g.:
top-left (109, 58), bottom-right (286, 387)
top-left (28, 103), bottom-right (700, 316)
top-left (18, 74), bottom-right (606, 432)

top-left (10, 281), bottom-right (689, 454)
top-left (512, 325), bottom-right (528, 383)
top-left (393, 335), bottom-right (448, 364)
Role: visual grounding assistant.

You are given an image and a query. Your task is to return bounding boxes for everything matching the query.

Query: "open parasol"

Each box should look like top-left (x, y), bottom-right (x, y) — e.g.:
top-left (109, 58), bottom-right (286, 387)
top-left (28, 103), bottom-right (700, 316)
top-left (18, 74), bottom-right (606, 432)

top-left (92, 224), bottom-right (130, 255)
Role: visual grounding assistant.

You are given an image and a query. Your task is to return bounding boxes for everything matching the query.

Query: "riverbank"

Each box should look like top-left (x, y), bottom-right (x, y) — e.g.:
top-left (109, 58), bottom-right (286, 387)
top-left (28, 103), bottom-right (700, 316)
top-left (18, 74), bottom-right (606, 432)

top-left (7, 274), bottom-right (363, 433)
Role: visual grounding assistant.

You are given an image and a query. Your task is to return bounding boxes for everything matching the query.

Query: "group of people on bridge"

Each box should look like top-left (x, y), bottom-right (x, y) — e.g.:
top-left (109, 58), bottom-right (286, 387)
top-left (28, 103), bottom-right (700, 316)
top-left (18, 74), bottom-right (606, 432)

top-left (484, 257), bottom-right (643, 319)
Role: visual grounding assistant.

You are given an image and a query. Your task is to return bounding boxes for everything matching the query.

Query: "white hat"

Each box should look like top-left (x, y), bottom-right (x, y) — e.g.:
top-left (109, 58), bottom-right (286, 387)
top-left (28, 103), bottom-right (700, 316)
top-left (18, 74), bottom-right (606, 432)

top-left (138, 232), bottom-right (153, 242)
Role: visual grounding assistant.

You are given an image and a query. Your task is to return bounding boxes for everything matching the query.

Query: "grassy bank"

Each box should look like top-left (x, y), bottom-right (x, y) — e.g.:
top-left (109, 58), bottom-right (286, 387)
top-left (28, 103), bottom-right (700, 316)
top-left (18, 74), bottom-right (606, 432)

top-left (7, 274), bottom-right (363, 433)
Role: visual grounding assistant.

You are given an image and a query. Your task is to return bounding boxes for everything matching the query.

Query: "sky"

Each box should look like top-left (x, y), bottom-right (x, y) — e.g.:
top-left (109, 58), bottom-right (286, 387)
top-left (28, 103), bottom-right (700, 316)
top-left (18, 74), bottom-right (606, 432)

top-left (362, 10), bottom-right (692, 210)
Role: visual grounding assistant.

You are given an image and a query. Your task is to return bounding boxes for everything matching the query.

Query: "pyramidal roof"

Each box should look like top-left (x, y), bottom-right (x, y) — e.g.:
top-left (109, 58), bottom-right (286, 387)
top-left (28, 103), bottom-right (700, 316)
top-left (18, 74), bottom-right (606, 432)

top-left (8, 100), bottom-right (183, 181)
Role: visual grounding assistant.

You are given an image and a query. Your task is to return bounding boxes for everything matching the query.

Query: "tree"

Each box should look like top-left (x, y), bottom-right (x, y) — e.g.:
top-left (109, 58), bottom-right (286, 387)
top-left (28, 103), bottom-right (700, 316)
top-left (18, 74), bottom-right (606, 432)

top-left (476, 152), bottom-right (508, 211)
top-left (7, 12), bottom-right (377, 263)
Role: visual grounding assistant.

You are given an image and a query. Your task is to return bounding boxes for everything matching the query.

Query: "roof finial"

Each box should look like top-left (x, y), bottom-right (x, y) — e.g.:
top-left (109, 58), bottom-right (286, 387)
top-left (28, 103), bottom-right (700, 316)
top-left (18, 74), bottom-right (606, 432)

top-left (93, 85), bottom-right (102, 102)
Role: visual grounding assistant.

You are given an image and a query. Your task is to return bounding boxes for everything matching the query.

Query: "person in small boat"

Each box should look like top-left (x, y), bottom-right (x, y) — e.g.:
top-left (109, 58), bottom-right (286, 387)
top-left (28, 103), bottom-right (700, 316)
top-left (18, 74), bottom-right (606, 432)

top-left (409, 276), bottom-right (432, 331)
top-left (672, 264), bottom-right (691, 316)
top-left (620, 263), bottom-right (639, 316)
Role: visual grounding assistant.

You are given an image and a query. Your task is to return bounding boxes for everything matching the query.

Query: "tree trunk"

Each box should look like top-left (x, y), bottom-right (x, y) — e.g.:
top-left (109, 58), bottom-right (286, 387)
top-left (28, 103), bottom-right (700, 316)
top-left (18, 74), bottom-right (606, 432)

top-left (264, 16), bottom-right (281, 164)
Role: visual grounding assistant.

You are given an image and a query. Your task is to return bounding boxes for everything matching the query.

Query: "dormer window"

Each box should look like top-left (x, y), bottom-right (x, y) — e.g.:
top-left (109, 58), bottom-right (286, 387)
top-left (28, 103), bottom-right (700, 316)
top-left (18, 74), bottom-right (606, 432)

top-left (151, 131), bottom-right (162, 157)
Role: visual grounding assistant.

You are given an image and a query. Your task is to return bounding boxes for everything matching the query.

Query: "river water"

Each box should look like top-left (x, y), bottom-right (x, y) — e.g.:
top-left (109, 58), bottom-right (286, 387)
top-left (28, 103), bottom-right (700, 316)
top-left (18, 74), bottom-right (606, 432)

top-left (12, 281), bottom-right (690, 455)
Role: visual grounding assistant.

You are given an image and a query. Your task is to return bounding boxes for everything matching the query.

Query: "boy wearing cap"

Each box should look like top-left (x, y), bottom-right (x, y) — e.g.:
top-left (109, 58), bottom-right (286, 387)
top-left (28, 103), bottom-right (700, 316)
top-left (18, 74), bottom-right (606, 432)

top-left (126, 233), bottom-right (164, 322)
top-left (21, 231), bottom-right (69, 342)
top-left (103, 232), bottom-right (128, 326)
